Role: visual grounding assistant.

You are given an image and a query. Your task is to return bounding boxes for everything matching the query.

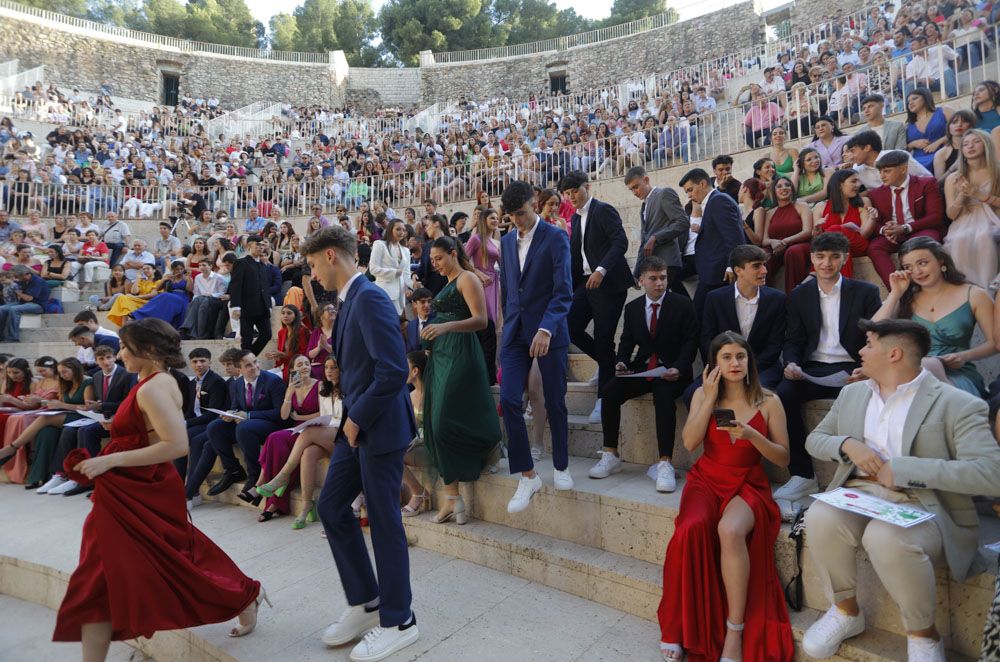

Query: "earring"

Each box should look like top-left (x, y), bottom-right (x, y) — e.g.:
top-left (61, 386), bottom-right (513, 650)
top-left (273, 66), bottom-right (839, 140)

top-left (942, 266), bottom-right (947, 273)
top-left (745, 373), bottom-right (750, 385)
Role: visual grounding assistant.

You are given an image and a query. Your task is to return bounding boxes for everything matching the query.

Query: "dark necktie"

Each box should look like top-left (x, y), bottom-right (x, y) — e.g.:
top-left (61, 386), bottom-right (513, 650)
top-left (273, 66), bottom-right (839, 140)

top-left (102, 372), bottom-right (111, 398)
top-left (646, 303), bottom-right (660, 381)
top-left (246, 382), bottom-right (253, 411)
top-left (893, 187), bottom-right (905, 225)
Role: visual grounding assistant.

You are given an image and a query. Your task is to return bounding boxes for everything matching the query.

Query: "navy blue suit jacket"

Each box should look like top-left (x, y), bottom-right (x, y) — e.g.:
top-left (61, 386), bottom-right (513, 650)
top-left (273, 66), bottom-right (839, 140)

top-left (701, 284), bottom-right (786, 371)
top-left (694, 190), bottom-right (746, 286)
top-left (94, 333), bottom-right (120, 354)
top-left (404, 314), bottom-right (435, 354)
top-left (333, 276), bottom-right (416, 455)
top-left (500, 218), bottom-right (573, 349)
top-left (230, 369), bottom-right (286, 423)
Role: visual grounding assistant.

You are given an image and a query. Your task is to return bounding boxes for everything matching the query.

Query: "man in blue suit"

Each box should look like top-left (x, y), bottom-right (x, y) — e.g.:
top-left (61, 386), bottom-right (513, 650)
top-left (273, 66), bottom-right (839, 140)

top-left (678, 167), bottom-right (747, 319)
top-left (205, 350), bottom-right (287, 500)
top-left (498, 181), bottom-right (573, 514)
top-left (404, 287), bottom-right (435, 354)
top-left (302, 226), bottom-right (420, 661)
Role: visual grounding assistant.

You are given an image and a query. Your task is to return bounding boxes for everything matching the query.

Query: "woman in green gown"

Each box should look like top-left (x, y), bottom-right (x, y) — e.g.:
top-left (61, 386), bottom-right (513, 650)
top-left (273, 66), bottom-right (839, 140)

top-left (420, 235), bottom-right (502, 524)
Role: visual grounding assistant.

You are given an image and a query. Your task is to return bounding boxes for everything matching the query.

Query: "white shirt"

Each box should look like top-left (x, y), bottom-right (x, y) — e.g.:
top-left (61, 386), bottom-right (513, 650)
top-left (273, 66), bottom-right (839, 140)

top-left (193, 271), bottom-right (227, 298)
top-left (853, 154), bottom-right (930, 191)
top-left (338, 271), bottom-right (364, 303)
top-left (861, 369), bottom-right (929, 469)
top-left (810, 276), bottom-right (853, 364)
top-left (645, 294), bottom-right (666, 332)
top-left (97, 324), bottom-right (119, 339)
top-left (734, 284), bottom-right (760, 338)
top-left (760, 77), bottom-right (786, 96)
top-left (888, 175), bottom-right (915, 226)
top-left (578, 196), bottom-right (596, 275)
top-left (517, 216), bottom-right (540, 271)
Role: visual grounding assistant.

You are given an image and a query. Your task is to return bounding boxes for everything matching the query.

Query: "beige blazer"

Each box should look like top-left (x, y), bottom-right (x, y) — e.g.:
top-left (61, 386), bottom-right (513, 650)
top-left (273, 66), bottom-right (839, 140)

top-left (806, 376), bottom-right (1000, 581)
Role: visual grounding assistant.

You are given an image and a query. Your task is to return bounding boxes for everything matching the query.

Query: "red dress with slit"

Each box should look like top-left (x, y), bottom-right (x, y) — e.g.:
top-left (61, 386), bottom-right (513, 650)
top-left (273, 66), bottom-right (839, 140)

top-left (657, 411), bottom-right (793, 662)
top-left (53, 372), bottom-right (259, 642)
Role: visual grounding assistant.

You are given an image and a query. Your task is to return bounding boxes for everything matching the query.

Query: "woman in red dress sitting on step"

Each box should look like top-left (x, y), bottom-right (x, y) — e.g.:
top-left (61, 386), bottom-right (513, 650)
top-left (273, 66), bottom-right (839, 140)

top-left (50, 318), bottom-right (268, 661)
top-left (658, 331), bottom-right (794, 662)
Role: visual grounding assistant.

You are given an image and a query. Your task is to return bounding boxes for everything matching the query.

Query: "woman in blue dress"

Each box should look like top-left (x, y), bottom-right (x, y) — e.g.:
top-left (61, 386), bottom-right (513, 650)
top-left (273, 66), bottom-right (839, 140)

top-left (132, 260), bottom-right (192, 328)
top-left (905, 88), bottom-right (953, 170)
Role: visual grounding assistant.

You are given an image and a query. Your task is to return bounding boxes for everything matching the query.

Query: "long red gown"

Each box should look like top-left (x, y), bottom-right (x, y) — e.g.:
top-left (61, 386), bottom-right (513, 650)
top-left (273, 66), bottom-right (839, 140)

top-left (657, 412), bottom-right (794, 662)
top-left (54, 372), bottom-right (260, 642)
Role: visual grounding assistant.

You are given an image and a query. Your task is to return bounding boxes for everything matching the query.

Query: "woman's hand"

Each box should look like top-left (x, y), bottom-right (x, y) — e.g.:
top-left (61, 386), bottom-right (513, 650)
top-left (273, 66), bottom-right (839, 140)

top-left (701, 366), bottom-right (721, 402)
top-left (719, 419), bottom-right (761, 444)
top-left (75, 454), bottom-right (117, 479)
top-left (420, 322), bottom-right (450, 341)
top-left (911, 138), bottom-right (930, 150)
top-left (887, 270), bottom-right (911, 298)
top-left (938, 352), bottom-right (966, 369)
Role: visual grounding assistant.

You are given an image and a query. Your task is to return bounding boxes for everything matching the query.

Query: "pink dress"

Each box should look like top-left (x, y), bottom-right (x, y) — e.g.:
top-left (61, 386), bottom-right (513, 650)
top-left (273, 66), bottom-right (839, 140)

top-left (464, 234), bottom-right (500, 322)
top-left (1, 385), bottom-right (59, 483)
top-left (258, 381), bottom-right (320, 513)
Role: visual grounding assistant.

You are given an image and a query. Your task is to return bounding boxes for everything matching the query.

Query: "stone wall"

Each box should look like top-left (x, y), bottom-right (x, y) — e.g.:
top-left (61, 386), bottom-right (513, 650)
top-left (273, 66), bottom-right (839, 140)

top-left (788, 0), bottom-right (873, 37)
top-left (346, 68), bottom-right (422, 110)
top-left (420, 2), bottom-right (764, 104)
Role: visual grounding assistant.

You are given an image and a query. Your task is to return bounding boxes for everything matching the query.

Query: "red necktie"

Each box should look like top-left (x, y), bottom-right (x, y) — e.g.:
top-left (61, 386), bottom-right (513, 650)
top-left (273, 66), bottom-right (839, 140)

top-left (246, 382), bottom-right (253, 410)
top-left (646, 303), bottom-right (659, 381)
top-left (102, 372), bottom-right (110, 398)
top-left (893, 187), bottom-right (905, 226)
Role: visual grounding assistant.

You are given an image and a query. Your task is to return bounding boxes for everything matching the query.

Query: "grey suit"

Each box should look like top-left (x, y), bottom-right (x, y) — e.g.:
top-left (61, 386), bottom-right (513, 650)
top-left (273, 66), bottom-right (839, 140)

top-left (807, 377), bottom-right (1000, 581)
top-left (860, 119), bottom-right (907, 151)
top-left (634, 186), bottom-right (689, 277)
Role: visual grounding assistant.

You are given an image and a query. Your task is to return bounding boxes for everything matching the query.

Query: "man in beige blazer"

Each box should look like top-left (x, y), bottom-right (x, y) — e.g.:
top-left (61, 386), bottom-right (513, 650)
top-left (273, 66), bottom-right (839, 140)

top-left (801, 318), bottom-right (1000, 662)
top-left (859, 94), bottom-right (907, 151)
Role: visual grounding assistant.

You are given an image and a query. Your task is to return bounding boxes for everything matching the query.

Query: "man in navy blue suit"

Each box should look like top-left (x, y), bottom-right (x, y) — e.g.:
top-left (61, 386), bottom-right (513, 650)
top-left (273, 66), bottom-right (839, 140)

top-left (498, 181), bottom-right (574, 514)
top-left (559, 170), bottom-right (632, 425)
top-left (678, 168), bottom-right (747, 319)
top-left (302, 226), bottom-right (420, 661)
top-left (404, 287), bottom-right (435, 354)
top-left (205, 350), bottom-right (287, 500)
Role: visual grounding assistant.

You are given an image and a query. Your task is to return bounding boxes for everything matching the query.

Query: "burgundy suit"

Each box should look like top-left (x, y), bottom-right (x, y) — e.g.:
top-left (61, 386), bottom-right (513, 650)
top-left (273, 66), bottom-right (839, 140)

top-left (865, 176), bottom-right (944, 286)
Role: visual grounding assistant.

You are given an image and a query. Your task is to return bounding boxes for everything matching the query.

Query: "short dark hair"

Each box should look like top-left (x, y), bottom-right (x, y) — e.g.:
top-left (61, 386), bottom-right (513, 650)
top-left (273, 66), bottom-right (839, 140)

top-left (730, 244), bottom-right (768, 268)
top-left (159, 222), bottom-right (171, 230)
top-left (246, 234), bottom-right (263, 245)
top-left (219, 347), bottom-right (242, 365)
top-left (846, 130), bottom-right (882, 152)
top-left (875, 150), bottom-right (910, 168)
top-left (235, 349), bottom-right (255, 364)
top-left (73, 310), bottom-right (98, 325)
top-left (188, 347), bottom-right (212, 360)
top-left (299, 225), bottom-right (357, 258)
top-left (500, 180), bottom-right (535, 214)
top-left (410, 287), bottom-right (433, 302)
top-left (94, 345), bottom-right (115, 359)
top-left (624, 166), bottom-right (648, 184)
top-left (811, 231), bottom-right (851, 254)
top-left (860, 93), bottom-right (885, 107)
top-left (68, 324), bottom-right (94, 339)
top-left (857, 318), bottom-right (931, 359)
top-left (711, 154), bottom-right (734, 168)
top-left (638, 256), bottom-right (669, 276)
top-left (679, 168), bottom-right (711, 187)
top-left (557, 170), bottom-right (589, 192)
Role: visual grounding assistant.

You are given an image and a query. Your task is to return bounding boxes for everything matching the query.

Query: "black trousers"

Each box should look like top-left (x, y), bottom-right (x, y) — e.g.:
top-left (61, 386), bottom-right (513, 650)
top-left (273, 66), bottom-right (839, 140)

top-left (240, 313), bottom-right (272, 356)
top-left (600, 375), bottom-right (687, 458)
top-left (668, 255), bottom-right (696, 298)
top-left (568, 283), bottom-right (627, 391)
top-left (775, 360), bottom-right (856, 479)
top-left (477, 319), bottom-right (497, 386)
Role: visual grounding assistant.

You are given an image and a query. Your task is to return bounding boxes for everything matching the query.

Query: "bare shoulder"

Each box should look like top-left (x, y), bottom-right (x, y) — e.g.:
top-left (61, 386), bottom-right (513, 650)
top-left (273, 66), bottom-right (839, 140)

top-left (136, 373), bottom-right (182, 408)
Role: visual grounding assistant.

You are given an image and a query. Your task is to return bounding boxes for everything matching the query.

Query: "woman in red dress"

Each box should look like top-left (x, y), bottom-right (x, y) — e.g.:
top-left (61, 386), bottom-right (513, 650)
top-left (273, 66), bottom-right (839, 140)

top-left (658, 331), bottom-right (794, 662)
top-left (757, 175), bottom-right (814, 293)
top-left (266, 304), bottom-right (309, 382)
top-left (52, 318), bottom-right (268, 661)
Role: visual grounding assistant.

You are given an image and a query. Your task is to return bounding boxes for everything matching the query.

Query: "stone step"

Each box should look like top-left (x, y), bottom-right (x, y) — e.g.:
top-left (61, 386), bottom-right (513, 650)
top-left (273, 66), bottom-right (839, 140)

top-left (567, 352), bottom-right (597, 382)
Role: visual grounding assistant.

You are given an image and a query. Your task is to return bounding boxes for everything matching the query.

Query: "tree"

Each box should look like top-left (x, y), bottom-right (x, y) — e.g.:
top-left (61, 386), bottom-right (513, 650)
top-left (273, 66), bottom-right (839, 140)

top-left (379, 0), bottom-right (504, 66)
top-left (184, 0), bottom-right (261, 48)
top-left (138, 0), bottom-right (187, 38)
top-left (491, 0), bottom-right (594, 46)
top-left (603, 0), bottom-right (677, 28)
top-left (13, 0), bottom-right (88, 17)
top-left (268, 13), bottom-right (300, 52)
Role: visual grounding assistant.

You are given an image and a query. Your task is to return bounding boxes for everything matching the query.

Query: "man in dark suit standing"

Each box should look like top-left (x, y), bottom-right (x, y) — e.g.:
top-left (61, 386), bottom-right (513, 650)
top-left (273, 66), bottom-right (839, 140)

top-left (498, 181), bottom-right (573, 513)
top-left (228, 234), bottom-right (273, 356)
top-left (588, 257), bottom-right (698, 493)
top-left (412, 214), bottom-right (448, 295)
top-left (773, 232), bottom-right (882, 503)
top-left (865, 150), bottom-right (944, 287)
top-left (559, 170), bottom-right (632, 424)
top-left (688, 244), bottom-right (787, 402)
top-left (679, 168), bottom-right (747, 319)
top-left (205, 349), bottom-right (287, 500)
top-left (404, 288), bottom-right (435, 354)
top-left (302, 227), bottom-right (420, 659)
top-left (176, 347), bottom-right (227, 492)
top-left (624, 166), bottom-right (689, 284)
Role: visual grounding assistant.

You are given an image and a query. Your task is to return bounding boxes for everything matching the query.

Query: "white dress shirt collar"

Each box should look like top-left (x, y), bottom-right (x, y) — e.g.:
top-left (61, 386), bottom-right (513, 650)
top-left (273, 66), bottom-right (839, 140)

top-left (818, 275), bottom-right (843, 298)
top-left (338, 271), bottom-right (364, 303)
top-left (734, 283), bottom-right (760, 303)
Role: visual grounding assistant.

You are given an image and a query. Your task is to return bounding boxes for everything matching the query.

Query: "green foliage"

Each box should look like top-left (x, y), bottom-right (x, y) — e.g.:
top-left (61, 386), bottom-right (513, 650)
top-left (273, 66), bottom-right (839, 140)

top-left (602, 0), bottom-right (677, 28)
top-left (378, 0), bottom-right (505, 66)
top-left (268, 13), bottom-right (300, 52)
top-left (13, 0), bottom-right (89, 16)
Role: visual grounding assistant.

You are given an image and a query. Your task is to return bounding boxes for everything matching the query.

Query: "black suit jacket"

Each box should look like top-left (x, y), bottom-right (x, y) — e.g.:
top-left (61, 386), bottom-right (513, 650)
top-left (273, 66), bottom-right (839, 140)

top-left (702, 284), bottom-right (786, 371)
top-left (693, 190), bottom-right (746, 287)
top-left (616, 293), bottom-right (699, 380)
top-left (404, 314), bottom-right (435, 354)
top-left (570, 198), bottom-right (632, 292)
top-left (784, 277), bottom-right (882, 367)
top-left (228, 255), bottom-right (271, 317)
top-left (94, 368), bottom-right (137, 417)
top-left (185, 369), bottom-right (228, 427)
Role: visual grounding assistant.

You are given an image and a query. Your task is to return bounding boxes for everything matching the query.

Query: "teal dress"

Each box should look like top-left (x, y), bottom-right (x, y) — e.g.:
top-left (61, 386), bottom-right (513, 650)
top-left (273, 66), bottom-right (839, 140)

top-left (422, 277), bottom-right (501, 484)
top-left (27, 377), bottom-right (94, 484)
top-left (912, 291), bottom-right (986, 397)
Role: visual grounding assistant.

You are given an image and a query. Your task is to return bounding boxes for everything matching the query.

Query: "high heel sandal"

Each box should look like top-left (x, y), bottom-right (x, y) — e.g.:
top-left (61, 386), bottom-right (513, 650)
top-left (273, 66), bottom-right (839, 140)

top-left (401, 490), bottom-right (430, 518)
top-left (237, 488), bottom-right (263, 506)
top-left (229, 586), bottom-right (272, 637)
top-left (292, 500), bottom-right (317, 530)
top-left (660, 642), bottom-right (685, 661)
top-left (431, 495), bottom-right (467, 525)
top-left (0, 443), bottom-right (20, 469)
top-left (255, 474), bottom-right (290, 498)
top-left (258, 509), bottom-right (281, 522)
top-left (719, 620), bottom-right (744, 662)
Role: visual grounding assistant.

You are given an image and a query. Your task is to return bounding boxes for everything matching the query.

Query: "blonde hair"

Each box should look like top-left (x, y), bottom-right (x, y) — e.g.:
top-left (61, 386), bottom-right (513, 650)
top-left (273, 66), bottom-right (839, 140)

top-left (957, 129), bottom-right (1000, 198)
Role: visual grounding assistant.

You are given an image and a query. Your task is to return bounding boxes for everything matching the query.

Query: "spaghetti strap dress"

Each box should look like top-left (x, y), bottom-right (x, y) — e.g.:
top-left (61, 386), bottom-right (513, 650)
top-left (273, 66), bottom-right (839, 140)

top-left (912, 288), bottom-right (986, 397)
top-left (54, 372), bottom-right (259, 642)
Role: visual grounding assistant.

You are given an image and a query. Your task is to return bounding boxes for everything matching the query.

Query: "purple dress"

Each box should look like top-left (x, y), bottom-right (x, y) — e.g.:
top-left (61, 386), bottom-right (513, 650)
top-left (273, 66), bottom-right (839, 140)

top-left (306, 327), bottom-right (331, 380)
top-left (258, 381), bottom-right (320, 513)
top-left (464, 234), bottom-right (500, 322)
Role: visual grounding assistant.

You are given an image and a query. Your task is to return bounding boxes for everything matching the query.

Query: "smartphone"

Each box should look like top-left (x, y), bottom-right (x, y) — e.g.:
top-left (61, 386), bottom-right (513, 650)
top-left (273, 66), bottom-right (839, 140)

top-left (712, 408), bottom-right (736, 428)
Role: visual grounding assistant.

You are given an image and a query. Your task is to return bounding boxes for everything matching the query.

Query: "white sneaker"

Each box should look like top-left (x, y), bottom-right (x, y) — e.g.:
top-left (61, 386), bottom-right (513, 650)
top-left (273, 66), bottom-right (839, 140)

top-left (655, 460), bottom-right (677, 493)
top-left (588, 451), bottom-right (622, 479)
top-left (37, 475), bottom-right (67, 494)
top-left (553, 468), bottom-right (574, 491)
top-left (588, 399), bottom-right (602, 424)
top-left (802, 606), bottom-right (865, 659)
top-left (907, 635), bottom-right (945, 662)
top-left (187, 495), bottom-right (203, 511)
top-left (349, 617), bottom-right (420, 662)
top-left (529, 441), bottom-right (544, 462)
top-left (772, 476), bottom-right (820, 502)
top-left (586, 368), bottom-right (600, 387)
top-left (48, 479), bottom-right (78, 495)
top-left (507, 474), bottom-right (543, 513)
top-left (322, 604), bottom-right (381, 647)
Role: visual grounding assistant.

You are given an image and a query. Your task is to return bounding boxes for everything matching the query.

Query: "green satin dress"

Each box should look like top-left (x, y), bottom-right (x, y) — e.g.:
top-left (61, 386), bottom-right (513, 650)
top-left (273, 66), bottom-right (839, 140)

top-left (912, 291), bottom-right (986, 397)
top-left (422, 278), bottom-right (501, 484)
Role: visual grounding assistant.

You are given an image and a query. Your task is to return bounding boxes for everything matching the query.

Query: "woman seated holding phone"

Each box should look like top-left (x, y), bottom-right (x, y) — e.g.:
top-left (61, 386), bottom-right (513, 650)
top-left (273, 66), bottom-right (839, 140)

top-left (657, 332), bottom-right (794, 662)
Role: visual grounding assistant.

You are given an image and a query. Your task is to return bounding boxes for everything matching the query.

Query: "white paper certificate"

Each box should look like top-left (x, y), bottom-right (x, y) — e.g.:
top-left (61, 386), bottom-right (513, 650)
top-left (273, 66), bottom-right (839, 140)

top-left (811, 487), bottom-right (935, 528)
top-left (802, 371), bottom-right (851, 388)
top-left (619, 366), bottom-right (668, 379)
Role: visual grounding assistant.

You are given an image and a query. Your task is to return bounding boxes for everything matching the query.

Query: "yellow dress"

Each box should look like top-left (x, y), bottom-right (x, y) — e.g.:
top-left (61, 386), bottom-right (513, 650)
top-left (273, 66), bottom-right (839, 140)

top-left (107, 278), bottom-right (160, 326)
